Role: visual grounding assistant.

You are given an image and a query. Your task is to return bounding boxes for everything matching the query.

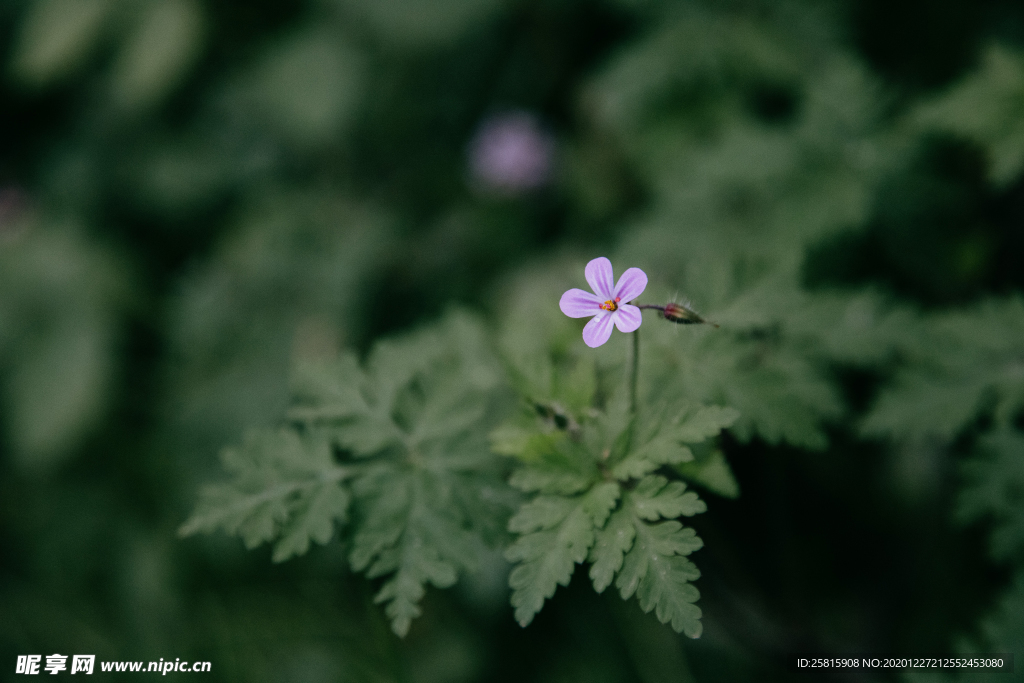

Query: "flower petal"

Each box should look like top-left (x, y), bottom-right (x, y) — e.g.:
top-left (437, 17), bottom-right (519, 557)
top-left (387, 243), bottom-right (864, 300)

top-left (585, 257), bottom-right (615, 299)
top-left (613, 304), bottom-right (642, 333)
top-left (614, 267), bottom-right (648, 302)
top-left (582, 312), bottom-right (614, 348)
top-left (560, 288), bottom-right (603, 318)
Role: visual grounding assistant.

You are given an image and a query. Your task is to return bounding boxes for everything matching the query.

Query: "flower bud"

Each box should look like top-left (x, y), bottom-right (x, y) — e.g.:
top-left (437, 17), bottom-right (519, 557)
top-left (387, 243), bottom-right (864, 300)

top-left (663, 302), bottom-right (709, 325)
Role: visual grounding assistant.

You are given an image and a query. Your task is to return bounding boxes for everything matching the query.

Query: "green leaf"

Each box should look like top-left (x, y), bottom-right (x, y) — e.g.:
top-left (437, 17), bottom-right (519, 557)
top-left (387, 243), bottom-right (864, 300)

top-left (273, 482), bottom-right (351, 562)
top-left (178, 429), bottom-right (350, 561)
top-left (610, 404), bottom-right (737, 480)
top-left (506, 483), bottom-right (620, 627)
top-left (508, 495), bottom-right (578, 534)
top-left (615, 514), bottom-right (704, 638)
top-left (673, 405), bottom-right (741, 442)
top-left (589, 508), bottom-right (636, 593)
top-left (611, 441), bottom-right (693, 480)
top-left (185, 311), bottom-right (514, 636)
top-left (632, 551), bottom-right (703, 638)
top-left (351, 464), bottom-right (482, 637)
top-left (862, 297), bottom-right (1024, 440)
top-left (627, 285), bottom-right (844, 450)
top-left (631, 475), bottom-right (707, 519)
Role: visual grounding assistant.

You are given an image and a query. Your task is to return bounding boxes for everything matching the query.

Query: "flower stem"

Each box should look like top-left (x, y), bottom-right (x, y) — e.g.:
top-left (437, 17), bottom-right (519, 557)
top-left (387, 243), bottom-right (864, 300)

top-left (629, 327), bottom-right (639, 416)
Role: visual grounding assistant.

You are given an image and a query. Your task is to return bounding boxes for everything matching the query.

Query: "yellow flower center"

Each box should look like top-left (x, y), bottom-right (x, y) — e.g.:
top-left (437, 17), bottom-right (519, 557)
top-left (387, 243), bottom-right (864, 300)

top-left (599, 297), bottom-right (621, 312)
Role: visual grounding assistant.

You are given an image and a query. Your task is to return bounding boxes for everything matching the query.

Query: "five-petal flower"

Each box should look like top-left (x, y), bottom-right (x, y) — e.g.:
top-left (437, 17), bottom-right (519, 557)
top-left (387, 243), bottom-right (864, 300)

top-left (559, 257), bottom-right (648, 347)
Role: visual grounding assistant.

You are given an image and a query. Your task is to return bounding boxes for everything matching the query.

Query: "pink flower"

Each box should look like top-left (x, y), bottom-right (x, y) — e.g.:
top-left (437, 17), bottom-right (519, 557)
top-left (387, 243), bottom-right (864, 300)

top-left (559, 257), bottom-right (648, 348)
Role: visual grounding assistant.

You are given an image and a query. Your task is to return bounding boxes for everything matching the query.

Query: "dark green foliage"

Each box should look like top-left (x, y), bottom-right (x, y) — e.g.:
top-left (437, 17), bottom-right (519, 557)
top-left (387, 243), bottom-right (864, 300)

top-left (959, 429), bottom-right (1024, 562)
top-left (0, 223), bottom-right (130, 470)
top-left (180, 428), bottom-right (351, 562)
top-left (912, 45), bottom-right (1024, 187)
top-left (4, 0), bottom-right (1024, 679)
top-left (182, 312), bottom-right (518, 636)
top-left (499, 349), bottom-right (738, 637)
top-left (863, 297), bottom-right (1024, 440)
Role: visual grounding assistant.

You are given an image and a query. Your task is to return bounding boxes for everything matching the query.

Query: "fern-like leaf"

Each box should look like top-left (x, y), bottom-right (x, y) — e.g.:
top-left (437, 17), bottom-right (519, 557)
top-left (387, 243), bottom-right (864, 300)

top-left (502, 379), bottom-right (724, 635)
top-left (611, 405), bottom-right (739, 480)
top-left (184, 311), bottom-right (516, 636)
top-left (608, 476), bottom-right (706, 638)
top-left (179, 429), bottom-right (350, 562)
top-left (506, 482), bottom-right (620, 627)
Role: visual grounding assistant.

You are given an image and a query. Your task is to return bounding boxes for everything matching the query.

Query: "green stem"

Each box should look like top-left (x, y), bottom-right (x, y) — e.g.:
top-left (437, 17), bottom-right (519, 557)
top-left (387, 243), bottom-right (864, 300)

top-left (629, 327), bottom-right (639, 416)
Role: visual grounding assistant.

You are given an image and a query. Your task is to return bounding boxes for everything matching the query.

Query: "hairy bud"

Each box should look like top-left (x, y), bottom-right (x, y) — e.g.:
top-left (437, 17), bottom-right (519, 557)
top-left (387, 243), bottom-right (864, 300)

top-left (663, 302), bottom-right (710, 325)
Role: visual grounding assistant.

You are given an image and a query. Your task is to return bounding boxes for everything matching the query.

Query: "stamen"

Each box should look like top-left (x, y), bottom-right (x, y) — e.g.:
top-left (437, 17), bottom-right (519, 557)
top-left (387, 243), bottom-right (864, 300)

top-left (599, 299), bottom-right (618, 312)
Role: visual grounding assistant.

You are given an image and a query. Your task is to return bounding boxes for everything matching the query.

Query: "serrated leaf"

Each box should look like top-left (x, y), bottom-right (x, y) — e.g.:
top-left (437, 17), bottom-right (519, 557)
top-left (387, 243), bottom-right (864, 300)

top-left (371, 527), bottom-right (461, 637)
top-left (349, 471), bottom-right (413, 572)
top-left (615, 513), bottom-right (704, 638)
top-left (610, 403), bottom-right (741, 479)
top-left (273, 483), bottom-right (351, 562)
top-left (720, 356), bottom-right (839, 450)
top-left (506, 483), bottom-right (620, 627)
top-left (611, 438), bottom-right (694, 480)
top-left (632, 475), bottom-right (706, 519)
top-left (374, 546), bottom-right (459, 637)
top-left (672, 405), bottom-right (741, 442)
top-left (582, 482), bottom-right (621, 527)
top-left (179, 429), bottom-right (350, 559)
top-left (589, 508), bottom-right (636, 593)
top-left (351, 464), bottom-right (486, 636)
top-left (185, 311), bottom-right (514, 636)
top-left (506, 525), bottom-right (586, 627)
top-left (609, 404), bottom-right (736, 481)
top-left (635, 554), bottom-right (703, 638)
top-left (508, 495), bottom-right (576, 534)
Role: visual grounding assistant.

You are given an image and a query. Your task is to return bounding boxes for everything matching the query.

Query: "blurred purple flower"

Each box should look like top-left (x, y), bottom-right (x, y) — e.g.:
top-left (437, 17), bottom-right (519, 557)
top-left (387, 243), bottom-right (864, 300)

top-left (468, 111), bottom-right (554, 195)
top-left (560, 257), bottom-right (647, 348)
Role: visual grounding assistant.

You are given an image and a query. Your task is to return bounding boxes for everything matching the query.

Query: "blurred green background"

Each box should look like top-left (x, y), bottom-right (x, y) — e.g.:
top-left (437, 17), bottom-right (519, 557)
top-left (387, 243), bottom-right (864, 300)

top-left (3, 0), bottom-right (1024, 680)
